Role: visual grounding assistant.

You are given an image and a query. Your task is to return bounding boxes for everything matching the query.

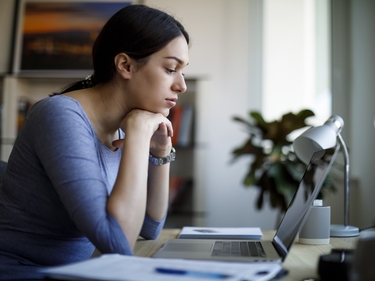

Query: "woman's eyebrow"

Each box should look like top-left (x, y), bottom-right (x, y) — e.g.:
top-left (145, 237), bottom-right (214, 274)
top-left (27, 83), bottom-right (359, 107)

top-left (164, 56), bottom-right (189, 66)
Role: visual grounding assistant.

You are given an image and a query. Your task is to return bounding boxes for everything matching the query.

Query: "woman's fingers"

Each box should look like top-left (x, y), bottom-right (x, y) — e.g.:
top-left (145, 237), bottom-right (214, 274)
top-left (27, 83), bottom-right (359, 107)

top-left (112, 139), bottom-right (124, 149)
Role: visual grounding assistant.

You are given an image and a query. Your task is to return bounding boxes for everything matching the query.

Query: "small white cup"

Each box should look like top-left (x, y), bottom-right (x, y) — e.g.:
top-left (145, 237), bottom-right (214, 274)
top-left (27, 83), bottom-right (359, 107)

top-left (299, 200), bottom-right (331, 245)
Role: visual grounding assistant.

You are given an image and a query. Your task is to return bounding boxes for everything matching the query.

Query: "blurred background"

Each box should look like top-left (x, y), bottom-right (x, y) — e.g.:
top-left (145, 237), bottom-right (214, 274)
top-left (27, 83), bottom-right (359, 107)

top-left (0, 0), bottom-right (374, 231)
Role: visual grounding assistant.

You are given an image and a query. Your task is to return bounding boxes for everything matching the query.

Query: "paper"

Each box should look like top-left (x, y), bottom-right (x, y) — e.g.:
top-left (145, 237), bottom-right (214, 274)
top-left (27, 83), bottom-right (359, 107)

top-left (43, 254), bottom-right (282, 281)
top-left (178, 227), bottom-right (263, 240)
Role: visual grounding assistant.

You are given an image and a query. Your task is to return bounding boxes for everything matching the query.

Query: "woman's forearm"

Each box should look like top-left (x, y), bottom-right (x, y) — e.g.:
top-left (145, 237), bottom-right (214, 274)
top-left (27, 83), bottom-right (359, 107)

top-left (146, 163), bottom-right (170, 220)
top-left (106, 133), bottom-right (150, 248)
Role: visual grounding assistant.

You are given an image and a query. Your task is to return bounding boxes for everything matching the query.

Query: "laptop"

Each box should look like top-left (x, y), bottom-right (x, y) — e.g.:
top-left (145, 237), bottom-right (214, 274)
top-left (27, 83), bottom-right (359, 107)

top-left (153, 145), bottom-right (339, 263)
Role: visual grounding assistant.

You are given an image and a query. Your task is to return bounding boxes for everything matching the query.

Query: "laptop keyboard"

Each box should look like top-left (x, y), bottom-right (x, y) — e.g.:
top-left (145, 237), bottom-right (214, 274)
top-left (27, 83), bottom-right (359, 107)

top-left (211, 241), bottom-right (266, 257)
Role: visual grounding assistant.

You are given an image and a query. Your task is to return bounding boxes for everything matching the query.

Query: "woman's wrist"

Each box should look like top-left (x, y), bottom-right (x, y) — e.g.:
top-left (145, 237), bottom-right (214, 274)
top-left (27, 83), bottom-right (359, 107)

top-left (149, 147), bottom-right (175, 166)
top-left (149, 143), bottom-right (172, 158)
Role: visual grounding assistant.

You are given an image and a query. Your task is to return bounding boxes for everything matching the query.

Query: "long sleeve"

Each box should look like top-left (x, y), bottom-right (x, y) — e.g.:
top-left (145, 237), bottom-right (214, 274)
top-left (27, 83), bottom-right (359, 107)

top-left (0, 95), bottom-right (166, 279)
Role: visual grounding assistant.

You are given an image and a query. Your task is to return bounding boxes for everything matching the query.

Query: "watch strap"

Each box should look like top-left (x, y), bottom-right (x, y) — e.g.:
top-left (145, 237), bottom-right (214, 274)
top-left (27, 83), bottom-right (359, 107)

top-left (149, 147), bottom-right (176, 166)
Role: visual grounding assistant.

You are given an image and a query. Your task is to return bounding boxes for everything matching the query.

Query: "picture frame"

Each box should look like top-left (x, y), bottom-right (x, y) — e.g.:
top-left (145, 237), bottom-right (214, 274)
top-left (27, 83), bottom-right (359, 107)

top-left (12, 0), bottom-right (136, 77)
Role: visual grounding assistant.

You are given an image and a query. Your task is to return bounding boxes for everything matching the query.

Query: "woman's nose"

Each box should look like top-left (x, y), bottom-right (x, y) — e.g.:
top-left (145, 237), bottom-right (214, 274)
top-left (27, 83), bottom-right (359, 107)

top-left (173, 74), bottom-right (187, 94)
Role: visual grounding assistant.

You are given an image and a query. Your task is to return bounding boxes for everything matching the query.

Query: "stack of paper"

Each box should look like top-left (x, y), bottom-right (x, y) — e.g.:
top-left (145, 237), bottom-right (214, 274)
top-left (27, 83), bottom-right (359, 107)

top-left (178, 226), bottom-right (263, 240)
top-left (43, 254), bottom-right (282, 281)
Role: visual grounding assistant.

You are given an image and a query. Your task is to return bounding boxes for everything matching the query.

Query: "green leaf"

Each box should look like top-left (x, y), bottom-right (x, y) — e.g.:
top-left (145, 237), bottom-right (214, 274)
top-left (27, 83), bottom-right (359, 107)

top-left (296, 109), bottom-right (315, 120)
top-left (232, 116), bottom-right (254, 128)
top-left (256, 190), bottom-right (264, 210)
top-left (250, 111), bottom-right (268, 128)
top-left (243, 169), bottom-right (256, 186)
top-left (230, 108), bottom-right (336, 212)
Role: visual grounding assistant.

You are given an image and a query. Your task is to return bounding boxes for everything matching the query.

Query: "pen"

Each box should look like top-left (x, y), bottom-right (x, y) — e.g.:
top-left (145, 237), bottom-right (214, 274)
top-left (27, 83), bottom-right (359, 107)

top-left (155, 267), bottom-right (231, 279)
top-left (240, 269), bottom-right (289, 281)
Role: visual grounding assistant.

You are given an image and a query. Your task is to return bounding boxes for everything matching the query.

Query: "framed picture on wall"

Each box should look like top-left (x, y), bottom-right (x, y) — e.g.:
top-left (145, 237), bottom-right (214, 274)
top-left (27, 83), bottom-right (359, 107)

top-left (12, 0), bottom-right (136, 77)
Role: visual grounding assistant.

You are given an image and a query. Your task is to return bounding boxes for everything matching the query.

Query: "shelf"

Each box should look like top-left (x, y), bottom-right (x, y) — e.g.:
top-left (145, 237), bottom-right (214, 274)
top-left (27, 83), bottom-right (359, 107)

top-left (11, 71), bottom-right (92, 79)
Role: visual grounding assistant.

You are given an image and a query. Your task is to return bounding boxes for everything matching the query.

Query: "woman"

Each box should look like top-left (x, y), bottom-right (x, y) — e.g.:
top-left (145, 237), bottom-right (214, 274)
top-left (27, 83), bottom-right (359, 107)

top-left (0, 4), bottom-right (189, 280)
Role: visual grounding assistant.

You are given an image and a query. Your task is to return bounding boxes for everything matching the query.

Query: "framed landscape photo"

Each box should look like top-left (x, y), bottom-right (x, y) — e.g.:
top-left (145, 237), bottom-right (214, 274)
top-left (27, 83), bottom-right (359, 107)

top-left (12, 0), bottom-right (136, 77)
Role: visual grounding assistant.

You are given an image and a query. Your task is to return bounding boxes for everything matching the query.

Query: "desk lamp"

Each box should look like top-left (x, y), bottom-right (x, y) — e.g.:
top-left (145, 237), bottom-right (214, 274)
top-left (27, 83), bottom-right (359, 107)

top-left (293, 115), bottom-right (359, 237)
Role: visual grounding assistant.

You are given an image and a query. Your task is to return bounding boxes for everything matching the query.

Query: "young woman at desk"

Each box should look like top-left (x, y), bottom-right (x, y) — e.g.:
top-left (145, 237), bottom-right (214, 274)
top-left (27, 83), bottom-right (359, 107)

top-left (0, 4), bottom-right (189, 280)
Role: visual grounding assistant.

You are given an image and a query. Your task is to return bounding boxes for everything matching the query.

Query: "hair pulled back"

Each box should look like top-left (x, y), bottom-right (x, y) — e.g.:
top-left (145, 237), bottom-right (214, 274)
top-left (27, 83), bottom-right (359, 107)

top-left (92, 4), bottom-right (189, 84)
top-left (57, 4), bottom-right (189, 94)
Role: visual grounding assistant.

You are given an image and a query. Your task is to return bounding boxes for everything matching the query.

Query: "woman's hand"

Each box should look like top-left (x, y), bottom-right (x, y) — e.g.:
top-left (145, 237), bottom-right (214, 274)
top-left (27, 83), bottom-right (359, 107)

top-left (113, 109), bottom-right (173, 157)
top-left (149, 121), bottom-right (173, 157)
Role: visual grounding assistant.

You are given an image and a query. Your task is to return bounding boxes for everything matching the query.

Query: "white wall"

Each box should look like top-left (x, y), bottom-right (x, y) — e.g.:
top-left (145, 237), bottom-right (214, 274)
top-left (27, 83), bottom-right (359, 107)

top-left (349, 0), bottom-right (375, 228)
top-left (262, 0), bottom-right (331, 125)
top-left (262, 0), bottom-right (306, 120)
top-left (330, 0), bottom-right (375, 229)
top-left (146, 0), bottom-right (279, 229)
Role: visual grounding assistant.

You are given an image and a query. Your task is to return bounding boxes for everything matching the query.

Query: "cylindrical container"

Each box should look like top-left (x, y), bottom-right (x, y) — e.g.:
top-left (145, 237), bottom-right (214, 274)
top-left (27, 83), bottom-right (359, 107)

top-left (299, 199), bottom-right (330, 245)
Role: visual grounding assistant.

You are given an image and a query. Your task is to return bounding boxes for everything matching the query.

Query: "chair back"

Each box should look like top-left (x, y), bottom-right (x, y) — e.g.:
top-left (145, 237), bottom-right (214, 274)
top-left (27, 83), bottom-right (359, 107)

top-left (0, 161), bottom-right (7, 183)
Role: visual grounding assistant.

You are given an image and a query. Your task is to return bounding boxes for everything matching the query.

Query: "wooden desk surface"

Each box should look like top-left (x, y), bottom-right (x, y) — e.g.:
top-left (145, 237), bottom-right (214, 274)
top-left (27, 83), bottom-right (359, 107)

top-left (134, 229), bottom-right (357, 281)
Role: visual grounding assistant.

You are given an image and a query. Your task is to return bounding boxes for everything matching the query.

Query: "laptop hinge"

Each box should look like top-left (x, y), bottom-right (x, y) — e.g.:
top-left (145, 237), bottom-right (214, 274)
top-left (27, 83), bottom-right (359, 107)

top-left (272, 236), bottom-right (288, 261)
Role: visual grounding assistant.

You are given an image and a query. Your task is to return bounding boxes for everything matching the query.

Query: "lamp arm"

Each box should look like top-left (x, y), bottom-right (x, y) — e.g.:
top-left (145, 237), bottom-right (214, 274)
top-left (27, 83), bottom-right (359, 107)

top-left (337, 133), bottom-right (350, 227)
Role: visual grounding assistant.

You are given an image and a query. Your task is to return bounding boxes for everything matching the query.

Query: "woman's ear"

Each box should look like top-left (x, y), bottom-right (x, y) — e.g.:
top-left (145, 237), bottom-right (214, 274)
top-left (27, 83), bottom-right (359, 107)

top-left (114, 53), bottom-right (133, 79)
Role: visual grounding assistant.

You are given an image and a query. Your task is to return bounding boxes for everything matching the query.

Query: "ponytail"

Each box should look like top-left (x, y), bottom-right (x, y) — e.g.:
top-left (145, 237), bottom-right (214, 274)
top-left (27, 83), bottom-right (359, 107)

top-left (51, 75), bottom-right (96, 96)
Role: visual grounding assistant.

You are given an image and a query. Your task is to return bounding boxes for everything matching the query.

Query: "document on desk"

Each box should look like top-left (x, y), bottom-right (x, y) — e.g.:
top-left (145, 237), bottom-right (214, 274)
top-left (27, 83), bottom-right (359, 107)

top-left (178, 227), bottom-right (263, 240)
top-left (43, 254), bottom-right (282, 281)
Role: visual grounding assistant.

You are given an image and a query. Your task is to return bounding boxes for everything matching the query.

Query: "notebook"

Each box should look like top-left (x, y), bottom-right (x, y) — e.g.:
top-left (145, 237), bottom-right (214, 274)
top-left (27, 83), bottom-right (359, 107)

top-left (178, 226), bottom-right (263, 240)
top-left (154, 145), bottom-right (339, 263)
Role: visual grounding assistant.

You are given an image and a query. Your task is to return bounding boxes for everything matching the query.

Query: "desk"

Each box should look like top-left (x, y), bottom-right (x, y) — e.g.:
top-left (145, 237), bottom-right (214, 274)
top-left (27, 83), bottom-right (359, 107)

top-left (134, 229), bottom-right (357, 281)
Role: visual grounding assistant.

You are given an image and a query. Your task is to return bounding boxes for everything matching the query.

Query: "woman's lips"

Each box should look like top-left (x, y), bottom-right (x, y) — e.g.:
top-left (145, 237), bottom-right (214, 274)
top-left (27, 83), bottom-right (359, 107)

top-left (166, 98), bottom-right (177, 107)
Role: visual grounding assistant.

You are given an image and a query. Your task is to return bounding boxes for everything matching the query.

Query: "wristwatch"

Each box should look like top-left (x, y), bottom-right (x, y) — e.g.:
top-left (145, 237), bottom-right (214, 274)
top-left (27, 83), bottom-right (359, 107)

top-left (149, 147), bottom-right (176, 166)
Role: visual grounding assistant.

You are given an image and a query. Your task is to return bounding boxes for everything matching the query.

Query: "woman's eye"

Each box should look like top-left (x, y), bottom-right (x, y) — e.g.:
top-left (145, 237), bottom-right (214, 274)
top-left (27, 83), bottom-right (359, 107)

top-left (166, 68), bottom-right (176, 74)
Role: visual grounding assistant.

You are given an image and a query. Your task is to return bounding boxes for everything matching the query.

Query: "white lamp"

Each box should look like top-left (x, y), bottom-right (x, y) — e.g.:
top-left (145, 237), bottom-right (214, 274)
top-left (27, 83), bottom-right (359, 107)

top-left (293, 115), bottom-right (359, 237)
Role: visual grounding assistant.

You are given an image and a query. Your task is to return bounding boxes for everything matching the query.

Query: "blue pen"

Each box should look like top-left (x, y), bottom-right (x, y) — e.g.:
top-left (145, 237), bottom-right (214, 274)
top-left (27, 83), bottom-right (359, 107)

top-left (155, 267), bottom-right (231, 279)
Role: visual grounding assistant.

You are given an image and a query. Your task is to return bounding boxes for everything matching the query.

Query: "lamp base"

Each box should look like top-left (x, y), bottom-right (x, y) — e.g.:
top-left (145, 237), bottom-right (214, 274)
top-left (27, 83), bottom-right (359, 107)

top-left (330, 224), bottom-right (359, 237)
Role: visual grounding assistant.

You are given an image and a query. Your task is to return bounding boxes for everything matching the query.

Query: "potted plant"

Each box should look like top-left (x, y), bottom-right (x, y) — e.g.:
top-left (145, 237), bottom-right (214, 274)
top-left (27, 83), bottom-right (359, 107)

top-left (231, 109), bottom-right (336, 213)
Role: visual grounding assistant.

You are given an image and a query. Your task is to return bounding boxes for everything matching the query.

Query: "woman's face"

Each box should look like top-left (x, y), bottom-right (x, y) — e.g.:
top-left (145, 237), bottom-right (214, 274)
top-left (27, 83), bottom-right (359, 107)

top-left (126, 35), bottom-right (189, 117)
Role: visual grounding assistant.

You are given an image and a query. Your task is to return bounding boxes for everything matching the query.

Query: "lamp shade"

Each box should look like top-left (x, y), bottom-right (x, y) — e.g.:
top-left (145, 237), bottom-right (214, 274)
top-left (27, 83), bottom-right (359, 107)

top-left (293, 115), bottom-right (344, 164)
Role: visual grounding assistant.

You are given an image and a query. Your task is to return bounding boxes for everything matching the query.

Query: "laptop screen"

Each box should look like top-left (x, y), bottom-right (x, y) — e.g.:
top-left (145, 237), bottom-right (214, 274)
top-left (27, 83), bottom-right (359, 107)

top-left (272, 145), bottom-right (340, 260)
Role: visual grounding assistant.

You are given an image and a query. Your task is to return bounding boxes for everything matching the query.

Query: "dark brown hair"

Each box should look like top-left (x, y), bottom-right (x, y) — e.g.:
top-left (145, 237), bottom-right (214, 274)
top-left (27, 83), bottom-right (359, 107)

top-left (56, 4), bottom-right (189, 94)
